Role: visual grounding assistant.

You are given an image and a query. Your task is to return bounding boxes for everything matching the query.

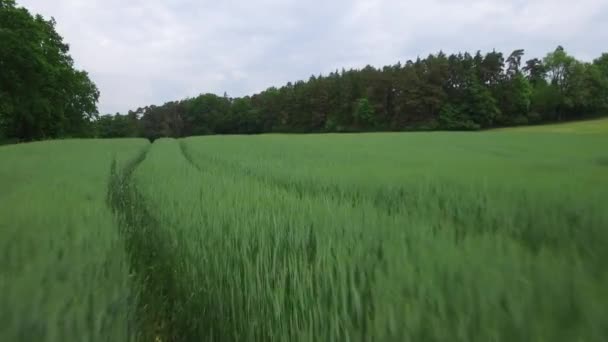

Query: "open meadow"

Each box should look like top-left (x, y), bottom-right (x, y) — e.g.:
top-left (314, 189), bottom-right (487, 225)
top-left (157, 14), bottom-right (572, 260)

top-left (1, 119), bottom-right (608, 341)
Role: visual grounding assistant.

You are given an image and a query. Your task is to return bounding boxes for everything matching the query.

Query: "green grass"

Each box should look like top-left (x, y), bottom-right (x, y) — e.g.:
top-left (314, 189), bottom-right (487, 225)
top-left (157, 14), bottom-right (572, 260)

top-left (493, 117), bottom-right (608, 134)
top-left (0, 139), bottom-right (148, 341)
top-left (2, 120), bottom-right (608, 341)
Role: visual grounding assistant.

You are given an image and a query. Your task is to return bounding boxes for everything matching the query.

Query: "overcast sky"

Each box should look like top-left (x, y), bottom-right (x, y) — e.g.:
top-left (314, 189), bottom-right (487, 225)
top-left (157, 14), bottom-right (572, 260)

top-left (18, 0), bottom-right (608, 114)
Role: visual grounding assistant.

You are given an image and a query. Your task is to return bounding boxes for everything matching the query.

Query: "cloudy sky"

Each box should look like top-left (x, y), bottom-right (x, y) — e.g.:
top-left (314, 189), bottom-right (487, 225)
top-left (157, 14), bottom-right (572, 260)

top-left (18, 0), bottom-right (608, 114)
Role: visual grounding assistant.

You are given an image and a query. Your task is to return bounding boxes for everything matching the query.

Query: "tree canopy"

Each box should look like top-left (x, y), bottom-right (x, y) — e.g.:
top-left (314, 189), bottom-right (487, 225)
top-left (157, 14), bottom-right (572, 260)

top-left (0, 0), bottom-right (99, 141)
top-left (110, 46), bottom-right (607, 140)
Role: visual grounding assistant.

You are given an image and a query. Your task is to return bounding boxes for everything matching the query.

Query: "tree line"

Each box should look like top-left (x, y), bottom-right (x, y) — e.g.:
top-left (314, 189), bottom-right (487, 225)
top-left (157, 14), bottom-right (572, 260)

top-left (101, 46), bottom-right (608, 140)
top-left (2, 1), bottom-right (607, 142)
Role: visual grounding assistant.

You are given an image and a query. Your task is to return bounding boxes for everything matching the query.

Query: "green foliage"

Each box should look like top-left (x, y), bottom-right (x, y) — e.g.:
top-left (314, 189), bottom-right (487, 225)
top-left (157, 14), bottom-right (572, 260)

top-left (139, 102), bottom-right (185, 140)
top-left (565, 63), bottom-right (608, 117)
top-left (523, 58), bottom-right (547, 86)
top-left (229, 97), bottom-right (263, 133)
top-left (95, 113), bottom-right (140, 138)
top-left (465, 78), bottom-right (501, 127)
top-left (506, 49), bottom-right (525, 75)
top-left (594, 53), bottom-right (608, 78)
top-left (183, 93), bottom-right (231, 135)
top-left (498, 73), bottom-right (532, 125)
top-left (0, 2), bottom-right (99, 140)
top-left (2, 1), bottom-right (607, 139)
top-left (544, 46), bottom-right (576, 92)
top-left (353, 98), bottom-right (375, 127)
top-left (2, 4), bottom-right (607, 139)
top-left (530, 82), bottom-right (561, 121)
top-left (324, 115), bottom-right (342, 132)
top-left (513, 73), bottom-right (532, 114)
top-left (438, 103), bottom-right (479, 130)
top-left (103, 47), bottom-right (605, 137)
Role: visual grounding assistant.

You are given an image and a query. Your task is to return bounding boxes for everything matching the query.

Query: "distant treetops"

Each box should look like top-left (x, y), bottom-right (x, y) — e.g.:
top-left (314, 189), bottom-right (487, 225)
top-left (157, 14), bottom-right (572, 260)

top-left (110, 46), bottom-right (607, 140)
top-left (2, 1), bottom-right (607, 141)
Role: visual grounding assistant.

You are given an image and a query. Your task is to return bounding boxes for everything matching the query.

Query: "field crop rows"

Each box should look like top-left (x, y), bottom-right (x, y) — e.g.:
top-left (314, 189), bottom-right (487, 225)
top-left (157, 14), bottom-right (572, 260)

top-left (0, 139), bottom-right (147, 341)
top-left (2, 124), bottom-right (608, 341)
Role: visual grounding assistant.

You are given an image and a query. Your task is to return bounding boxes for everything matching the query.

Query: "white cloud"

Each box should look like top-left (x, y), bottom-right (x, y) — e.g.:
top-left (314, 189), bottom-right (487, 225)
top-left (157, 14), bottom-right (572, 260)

top-left (16, 0), bottom-right (608, 113)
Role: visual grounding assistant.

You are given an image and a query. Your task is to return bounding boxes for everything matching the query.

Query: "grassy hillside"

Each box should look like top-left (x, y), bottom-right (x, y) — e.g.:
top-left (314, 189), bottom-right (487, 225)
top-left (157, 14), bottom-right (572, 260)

top-left (2, 119), bottom-right (607, 341)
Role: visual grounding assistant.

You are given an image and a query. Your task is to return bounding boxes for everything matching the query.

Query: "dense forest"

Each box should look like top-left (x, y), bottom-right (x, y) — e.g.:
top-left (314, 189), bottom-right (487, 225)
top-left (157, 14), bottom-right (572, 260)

top-left (2, 0), bottom-right (608, 142)
top-left (101, 47), bottom-right (608, 140)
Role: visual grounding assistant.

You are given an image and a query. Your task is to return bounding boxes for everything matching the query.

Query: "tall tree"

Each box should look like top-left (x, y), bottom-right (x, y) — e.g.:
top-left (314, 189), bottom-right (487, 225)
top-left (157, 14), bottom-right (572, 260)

top-left (0, 0), bottom-right (99, 140)
top-left (544, 46), bottom-right (575, 93)
top-left (523, 58), bottom-right (547, 86)
top-left (506, 49), bottom-right (525, 76)
top-left (542, 46), bottom-right (578, 120)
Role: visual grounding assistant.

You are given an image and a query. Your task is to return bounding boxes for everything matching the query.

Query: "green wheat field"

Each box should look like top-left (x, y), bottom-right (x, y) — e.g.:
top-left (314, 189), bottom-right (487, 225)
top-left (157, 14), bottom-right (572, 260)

top-left (2, 118), bottom-right (608, 341)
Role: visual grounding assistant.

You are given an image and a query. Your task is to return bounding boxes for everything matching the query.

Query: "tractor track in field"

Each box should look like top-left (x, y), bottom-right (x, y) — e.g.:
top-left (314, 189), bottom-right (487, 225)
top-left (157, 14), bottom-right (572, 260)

top-left (106, 144), bottom-right (187, 342)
